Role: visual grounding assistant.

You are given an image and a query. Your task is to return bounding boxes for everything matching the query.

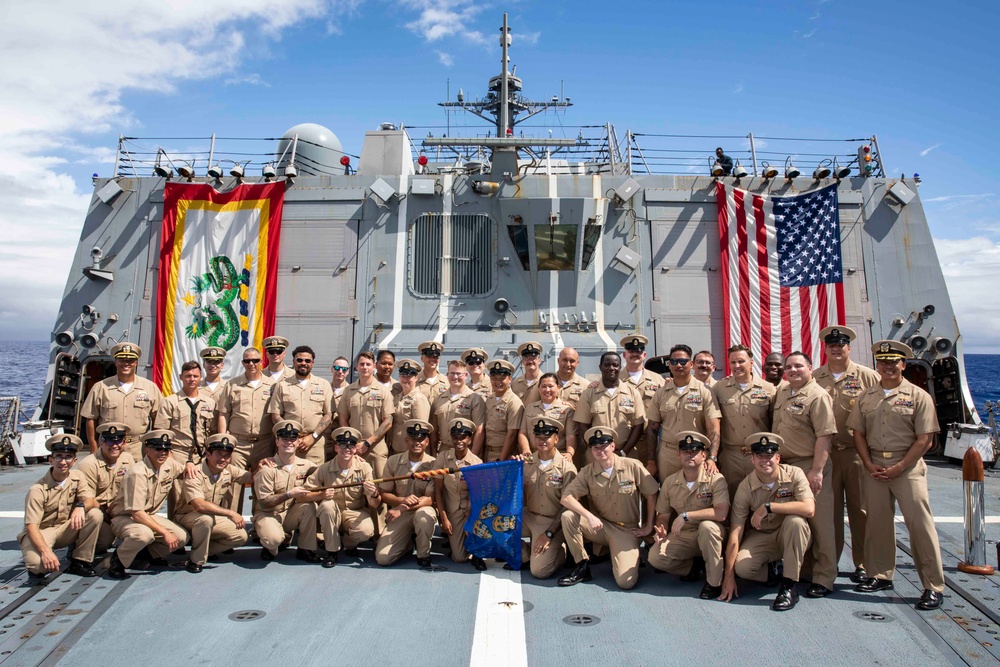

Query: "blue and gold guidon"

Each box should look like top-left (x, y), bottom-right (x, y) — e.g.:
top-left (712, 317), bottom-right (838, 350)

top-left (462, 460), bottom-right (524, 569)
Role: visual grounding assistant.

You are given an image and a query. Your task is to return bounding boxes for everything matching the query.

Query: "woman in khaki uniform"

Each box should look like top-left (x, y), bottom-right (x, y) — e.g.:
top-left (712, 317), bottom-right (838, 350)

top-left (518, 373), bottom-right (577, 459)
top-left (389, 358), bottom-right (431, 454)
top-left (434, 418), bottom-right (485, 570)
top-left (849, 340), bottom-right (944, 611)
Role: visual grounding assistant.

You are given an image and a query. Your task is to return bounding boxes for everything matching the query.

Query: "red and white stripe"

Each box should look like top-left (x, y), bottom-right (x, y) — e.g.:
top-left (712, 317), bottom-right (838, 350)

top-left (717, 182), bottom-right (845, 374)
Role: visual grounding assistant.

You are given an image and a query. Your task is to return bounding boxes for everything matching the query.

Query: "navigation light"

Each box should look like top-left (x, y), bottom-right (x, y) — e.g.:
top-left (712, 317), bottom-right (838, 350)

top-left (207, 164), bottom-right (223, 179)
top-left (262, 163), bottom-right (277, 181)
top-left (417, 154), bottom-right (429, 166)
top-left (177, 164), bottom-right (195, 181)
top-left (733, 161), bottom-right (748, 179)
top-left (761, 162), bottom-right (779, 179)
top-left (832, 158), bottom-right (851, 179)
top-left (784, 157), bottom-right (801, 180)
top-left (230, 163), bottom-right (245, 179)
top-left (812, 160), bottom-right (832, 180)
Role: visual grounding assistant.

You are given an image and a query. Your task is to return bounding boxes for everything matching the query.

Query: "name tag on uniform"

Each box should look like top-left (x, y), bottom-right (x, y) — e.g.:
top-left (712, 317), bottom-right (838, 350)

top-left (546, 473), bottom-right (564, 487)
top-left (776, 487), bottom-right (793, 499)
top-left (750, 389), bottom-right (769, 402)
top-left (893, 398), bottom-right (914, 408)
top-left (788, 401), bottom-right (806, 415)
top-left (696, 490), bottom-right (713, 500)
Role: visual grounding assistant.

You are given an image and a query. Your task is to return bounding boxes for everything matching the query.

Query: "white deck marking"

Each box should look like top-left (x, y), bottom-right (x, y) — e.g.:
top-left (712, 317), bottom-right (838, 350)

top-left (469, 560), bottom-right (528, 667)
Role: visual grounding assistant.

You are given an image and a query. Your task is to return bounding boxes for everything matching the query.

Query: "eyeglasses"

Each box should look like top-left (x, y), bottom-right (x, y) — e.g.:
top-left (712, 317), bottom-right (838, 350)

top-left (266, 348), bottom-right (283, 355)
top-left (242, 358), bottom-right (262, 364)
top-left (52, 453), bottom-right (76, 461)
top-left (294, 357), bottom-right (313, 363)
top-left (667, 358), bottom-right (691, 365)
top-left (204, 359), bottom-right (224, 365)
top-left (338, 442), bottom-right (359, 449)
top-left (277, 435), bottom-right (299, 442)
top-left (589, 441), bottom-right (614, 449)
top-left (694, 360), bottom-right (714, 366)
top-left (332, 365), bottom-right (349, 372)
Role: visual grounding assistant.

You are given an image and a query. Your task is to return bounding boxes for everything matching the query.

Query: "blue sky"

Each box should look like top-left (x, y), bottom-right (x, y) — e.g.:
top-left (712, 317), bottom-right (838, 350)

top-left (1, 0), bottom-right (998, 349)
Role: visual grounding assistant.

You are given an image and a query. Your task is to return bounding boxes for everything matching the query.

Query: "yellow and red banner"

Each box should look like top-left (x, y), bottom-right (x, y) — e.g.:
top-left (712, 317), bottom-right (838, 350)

top-left (153, 183), bottom-right (284, 394)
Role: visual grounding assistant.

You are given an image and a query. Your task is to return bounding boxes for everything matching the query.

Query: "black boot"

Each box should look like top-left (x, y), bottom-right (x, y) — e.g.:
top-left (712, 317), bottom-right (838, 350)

top-left (106, 551), bottom-right (129, 580)
top-left (558, 561), bottom-right (592, 587)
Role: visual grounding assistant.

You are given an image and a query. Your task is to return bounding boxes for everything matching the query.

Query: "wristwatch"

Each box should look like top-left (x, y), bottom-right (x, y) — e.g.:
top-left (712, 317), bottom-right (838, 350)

top-left (73, 502), bottom-right (85, 509)
top-left (681, 512), bottom-right (689, 522)
top-left (765, 502), bottom-right (773, 514)
top-left (544, 530), bottom-right (555, 539)
top-left (311, 431), bottom-right (320, 440)
top-left (708, 455), bottom-right (718, 462)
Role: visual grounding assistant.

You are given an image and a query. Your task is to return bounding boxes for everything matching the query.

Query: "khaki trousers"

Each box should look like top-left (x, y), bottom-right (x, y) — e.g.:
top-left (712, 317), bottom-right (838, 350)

top-left (303, 436), bottom-right (326, 467)
top-left (719, 446), bottom-right (754, 503)
top-left (111, 515), bottom-right (189, 568)
top-left (520, 510), bottom-right (570, 579)
top-left (317, 501), bottom-right (374, 553)
top-left (734, 515), bottom-right (811, 582)
top-left (97, 519), bottom-right (115, 553)
top-left (648, 521), bottom-right (726, 586)
top-left (863, 453), bottom-right (944, 593)
top-left (785, 456), bottom-right (837, 589)
top-left (444, 508), bottom-right (471, 563)
top-left (562, 512), bottom-right (642, 590)
top-left (375, 506), bottom-right (436, 565)
top-left (831, 446), bottom-right (866, 569)
top-left (230, 434), bottom-right (275, 471)
top-left (20, 508), bottom-right (103, 573)
top-left (252, 503), bottom-right (318, 555)
top-left (177, 513), bottom-right (248, 565)
top-left (656, 443), bottom-right (682, 484)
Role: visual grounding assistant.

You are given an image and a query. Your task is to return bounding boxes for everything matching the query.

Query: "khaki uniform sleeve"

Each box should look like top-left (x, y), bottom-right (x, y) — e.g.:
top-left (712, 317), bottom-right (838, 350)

top-left (149, 383), bottom-right (163, 414)
top-left (646, 388), bottom-right (663, 423)
top-left (506, 397), bottom-right (524, 430)
top-left (80, 385), bottom-right (100, 421)
top-left (122, 465), bottom-right (148, 513)
top-left (654, 483), bottom-right (672, 516)
top-left (710, 474), bottom-right (730, 509)
top-left (380, 390), bottom-right (395, 422)
top-left (703, 385), bottom-right (722, 420)
top-left (563, 470), bottom-right (590, 500)
top-left (71, 471), bottom-right (94, 501)
top-left (631, 386), bottom-right (647, 423)
top-left (411, 393), bottom-right (431, 421)
top-left (791, 468), bottom-right (815, 502)
top-left (731, 480), bottom-right (751, 527)
top-left (267, 383), bottom-right (284, 420)
top-left (182, 472), bottom-right (207, 504)
top-left (256, 467), bottom-right (278, 497)
top-left (913, 389), bottom-right (940, 434)
top-left (810, 390), bottom-right (838, 437)
top-left (470, 394), bottom-right (487, 425)
top-left (153, 398), bottom-right (171, 430)
top-left (217, 385), bottom-right (233, 417)
top-left (637, 463), bottom-right (659, 495)
top-left (380, 457), bottom-right (401, 492)
top-left (846, 399), bottom-right (865, 434)
top-left (23, 486), bottom-right (46, 526)
top-left (573, 390), bottom-right (593, 424)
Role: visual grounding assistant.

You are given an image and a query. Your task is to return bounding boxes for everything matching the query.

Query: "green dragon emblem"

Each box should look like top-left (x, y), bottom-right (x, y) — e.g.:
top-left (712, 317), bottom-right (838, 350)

top-left (182, 253), bottom-right (252, 349)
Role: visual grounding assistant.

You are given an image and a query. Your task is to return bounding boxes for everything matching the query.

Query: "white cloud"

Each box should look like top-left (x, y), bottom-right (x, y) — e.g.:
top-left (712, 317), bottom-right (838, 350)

top-left (0, 1), bottom-right (346, 339)
top-left (935, 236), bottom-right (1000, 352)
top-left (436, 50), bottom-right (455, 67)
top-left (732, 81), bottom-right (744, 95)
top-left (399, 0), bottom-right (489, 45)
top-left (224, 73), bottom-right (270, 87)
top-left (920, 143), bottom-right (941, 157)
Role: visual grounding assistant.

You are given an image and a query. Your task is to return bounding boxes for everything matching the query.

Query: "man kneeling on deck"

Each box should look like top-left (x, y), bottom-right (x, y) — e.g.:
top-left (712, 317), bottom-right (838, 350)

top-left (20, 434), bottom-right (102, 580)
top-left (648, 431), bottom-right (729, 599)
top-left (76, 423), bottom-right (135, 557)
top-left (719, 433), bottom-right (814, 611)
top-left (251, 420), bottom-right (319, 564)
top-left (519, 417), bottom-right (577, 579)
top-left (434, 418), bottom-right (486, 571)
top-left (558, 427), bottom-right (658, 590)
top-left (175, 434), bottom-right (251, 573)
top-left (107, 430), bottom-right (188, 579)
top-left (301, 427), bottom-right (380, 568)
top-left (375, 419), bottom-right (437, 567)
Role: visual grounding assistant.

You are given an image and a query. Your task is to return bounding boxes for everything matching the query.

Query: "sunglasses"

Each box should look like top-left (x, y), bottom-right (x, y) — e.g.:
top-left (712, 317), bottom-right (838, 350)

top-left (294, 357), bottom-right (313, 363)
top-left (332, 365), bottom-right (349, 372)
top-left (242, 358), bottom-right (262, 364)
top-left (101, 438), bottom-right (126, 446)
top-left (266, 348), bottom-right (284, 355)
top-left (589, 441), bottom-right (614, 449)
top-left (421, 351), bottom-right (441, 358)
top-left (667, 358), bottom-right (691, 365)
top-left (204, 358), bottom-right (224, 364)
top-left (399, 370), bottom-right (418, 377)
top-left (277, 434), bottom-right (299, 441)
top-left (338, 441), bottom-right (359, 449)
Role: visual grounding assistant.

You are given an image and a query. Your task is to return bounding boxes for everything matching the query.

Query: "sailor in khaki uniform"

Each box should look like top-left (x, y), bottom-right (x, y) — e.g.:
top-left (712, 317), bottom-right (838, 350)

top-left (555, 347), bottom-right (589, 409)
top-left (646, 345), bottom-right (720, 482)
top-left (772, 351), bottom-right (838, 598)
top-left (519, 417), bottom-right (577, 579)
top-left (267, 345), bottom-right (335, 466)
top-left (431, 360), bottom-right (486, 455)
top-left (618, 334), bottom-right (665, 464)
top-left (263, 335), bottom-right (293, 382)
top-left (763, 352), bottom-right (786, 390)
top-left (573, 352), bottom-right (645, 468)
top-left (251, 421), bottom-right (319, 563)
top-left (720, 433), bottom-right (815, 612)
top-left (199, 346), bottom-right (228, 404)
top-left (155, 360), bottom-right (216, 467)
top-left (463, 348), bottom-right (493, 399)
top-left (434, 418), bottom-right (485, 570)
top-left (339, 351), bottom-right (395, 477)
top-left (511, 341), bottom-right (544, 405)
top-left (390, 358), bottom-right (432, 454)
top-left (518, 373), bottom-right (577, 459)
top-left (107, 430), bottom-right (189, 579)
top-left (80, 342), bottom-right (162, 458)
top-left (482, 360), bottom-right (524, 461)
top-left (76, 422), bottom-right (135, 554)
top-left (20, 434), bottom-right (101, 579)
top-left (175, 434), bottom-right (251, 573)
top-left (713, 345), bottom-right (776, 500)
top-left (375, 420), bottom-right (438, 567)
top-left (813, 325), bottom-right (881, 583)
top-left (648, 432), bottom-right (729, 599)
top-left (559, 427), bottom-right (659, 590)
top-left (693, 351), bottom-right (718, 388)
top-left (415, 341), bottom-right (447, 402)
top-left (849, 341), bottom-right (944, 611)
top-left (302, 427), bottom-right (381, 567)
top-left (217, 347), bottom-right (275, 471)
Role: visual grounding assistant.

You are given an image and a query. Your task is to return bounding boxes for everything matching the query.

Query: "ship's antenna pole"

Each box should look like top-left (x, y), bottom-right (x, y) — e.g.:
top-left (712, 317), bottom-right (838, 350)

top-left (500, 13), bottom-right (509, 136)
top-left (446, 78), bottom-right (450, 137)
top-left (748, 132), bottom-right (758, 176)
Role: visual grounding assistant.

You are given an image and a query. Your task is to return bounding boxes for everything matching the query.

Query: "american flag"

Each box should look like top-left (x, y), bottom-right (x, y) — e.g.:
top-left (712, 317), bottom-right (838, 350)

top-left (716, 182), bottom-right (845, 373)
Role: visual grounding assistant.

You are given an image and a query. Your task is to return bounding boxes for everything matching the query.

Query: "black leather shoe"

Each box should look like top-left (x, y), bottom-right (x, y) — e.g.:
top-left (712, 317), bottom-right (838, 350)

top-left (67, 559), bottom-right (97, 578)
top-left (765, 560), bottom-right (783, 587)
top-left (416, 557), bottom-right (432, 568)
top-left (680, 557), bottom-right (706, 583)
top-left (344, 547), bottom-right (360, 558)
top-left (322, 552), bottom-right (338, 568)
top-left (558, 561), bottom-right (592, 587)
top-left (916, 590), bottom-right (943, 610)
top-left (699, 582), bottom-right (722, 600)
top-left (260, 548), bottom-right (275, 562)
top-left (471, 557), bottom-right (487, 571)
top-left (27, 572), bottom-right (48, 585)
top-left (184, 561), bottom-right (203, 574)
top-left (295, 548), bottom-right (321, 563)
top-left (772, 583), bottom-right (799, 611)
top-left (805, 583), bottom-right (832, 598)
top-left (849, 566), bottom-right (868, 584)
top-left (855, 577), bottom-right (893, 593)
top-left (106, 552), bottom-right (129, 580)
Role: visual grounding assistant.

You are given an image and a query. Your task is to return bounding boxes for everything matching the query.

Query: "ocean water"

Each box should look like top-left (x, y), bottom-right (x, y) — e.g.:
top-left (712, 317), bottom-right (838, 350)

top-left (1, 341), bottom-right (999, 423)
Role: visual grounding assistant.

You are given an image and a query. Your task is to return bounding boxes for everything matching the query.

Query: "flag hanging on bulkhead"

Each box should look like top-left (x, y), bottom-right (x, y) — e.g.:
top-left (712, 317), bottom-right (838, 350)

top-left (153, 182), bottom-right (285, 394)
top-left (462, 460), bottom-right (524, 569)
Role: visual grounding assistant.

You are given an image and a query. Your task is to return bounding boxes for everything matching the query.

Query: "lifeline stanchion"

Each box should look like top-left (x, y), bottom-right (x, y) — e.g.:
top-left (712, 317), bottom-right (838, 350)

top-left (957, 446), bottom-right (995, 575)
